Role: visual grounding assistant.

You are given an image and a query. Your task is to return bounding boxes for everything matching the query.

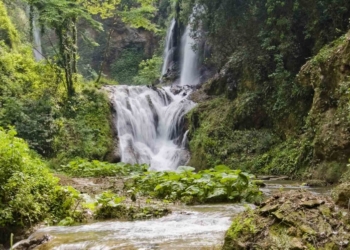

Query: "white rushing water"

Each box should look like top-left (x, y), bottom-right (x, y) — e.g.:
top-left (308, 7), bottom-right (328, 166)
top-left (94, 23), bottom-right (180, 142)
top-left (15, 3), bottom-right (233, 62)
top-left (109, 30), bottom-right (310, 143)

top-left (32, 204), bottom-right (247, 250)
top-left (33, 13), bottom-right (44, 61)
top-left (106, 85), bottom-right (196, 171)
top-left (180, 25), bottom-right (199, 86)
top-left (161, 19), bottom-right (176, 76)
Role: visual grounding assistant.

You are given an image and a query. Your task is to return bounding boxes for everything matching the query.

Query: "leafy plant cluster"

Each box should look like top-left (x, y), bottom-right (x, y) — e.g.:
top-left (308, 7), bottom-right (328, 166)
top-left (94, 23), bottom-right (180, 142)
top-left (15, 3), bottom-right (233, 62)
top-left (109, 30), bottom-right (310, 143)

top-left (0, 128), bottom-right (80, 242)
top-left (125, 165), bottom-right (261, 204)
top-left (58, 159), bottom-right (149, 177)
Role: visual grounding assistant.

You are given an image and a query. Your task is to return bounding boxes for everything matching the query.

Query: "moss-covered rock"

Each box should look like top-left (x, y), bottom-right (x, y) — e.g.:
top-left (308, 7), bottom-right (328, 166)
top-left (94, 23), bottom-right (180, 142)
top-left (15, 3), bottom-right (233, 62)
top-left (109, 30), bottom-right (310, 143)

top-left (95, 204), bottom-right (171, 221)
top-left (298, 32), bottom-right (350, 165)
top-left (187, 95), bottom-right (280, 171)
top-left (188, 30), bottom-right (350, 181)
top-left (222, 190), bottom-right (350, 250)
top-left (332, 182), bottom-right (350, 208)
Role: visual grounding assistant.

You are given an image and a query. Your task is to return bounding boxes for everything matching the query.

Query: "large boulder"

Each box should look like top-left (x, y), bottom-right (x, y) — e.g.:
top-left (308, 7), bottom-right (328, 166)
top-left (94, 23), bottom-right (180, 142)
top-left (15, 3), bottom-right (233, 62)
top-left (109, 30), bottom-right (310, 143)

top-left (223, 190), bottom-right (350, 250)
top-left (332, 182), bottom-right (350, 208)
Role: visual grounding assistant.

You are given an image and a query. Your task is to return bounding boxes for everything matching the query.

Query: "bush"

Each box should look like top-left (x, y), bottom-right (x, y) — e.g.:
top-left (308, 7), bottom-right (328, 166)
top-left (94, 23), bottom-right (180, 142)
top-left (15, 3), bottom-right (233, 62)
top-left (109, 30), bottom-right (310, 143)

top-left (133, 55), bottom-right (162, 85)
top-left (53, 88), bottom-right (114, 163)
top-left (58, 159), bottom-right (148, 177)
top-left (0, 128), bottom-right (77, 231)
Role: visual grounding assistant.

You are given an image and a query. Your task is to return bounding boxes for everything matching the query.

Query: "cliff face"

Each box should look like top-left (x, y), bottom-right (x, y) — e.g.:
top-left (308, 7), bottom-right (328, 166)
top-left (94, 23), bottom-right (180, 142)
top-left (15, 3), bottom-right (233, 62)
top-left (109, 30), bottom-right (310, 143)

top-left (298, 33), bottom-right (350, 164)
top-left (77, 17), bottom-right (160, 82)
top-left (188, 31), bottom-right (350, 182)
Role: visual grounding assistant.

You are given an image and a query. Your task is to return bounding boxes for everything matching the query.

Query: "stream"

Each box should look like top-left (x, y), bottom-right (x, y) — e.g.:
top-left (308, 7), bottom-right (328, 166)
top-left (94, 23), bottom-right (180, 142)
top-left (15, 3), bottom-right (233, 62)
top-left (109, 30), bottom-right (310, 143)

top-left (27, 182), bottom-right (330, 250)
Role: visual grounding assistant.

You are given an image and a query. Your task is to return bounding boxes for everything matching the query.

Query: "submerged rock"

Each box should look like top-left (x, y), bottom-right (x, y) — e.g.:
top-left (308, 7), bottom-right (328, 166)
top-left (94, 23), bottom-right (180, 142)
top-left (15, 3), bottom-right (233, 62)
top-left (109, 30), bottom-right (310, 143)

top-left (222, 190), bottom-right (350, 250)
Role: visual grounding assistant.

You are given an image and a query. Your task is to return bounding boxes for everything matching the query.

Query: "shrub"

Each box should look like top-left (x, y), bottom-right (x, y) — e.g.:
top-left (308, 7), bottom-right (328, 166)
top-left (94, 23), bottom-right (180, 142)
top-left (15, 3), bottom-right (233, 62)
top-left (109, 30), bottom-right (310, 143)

top-left (53, 88), bottom-right (113, 163)
top-left (0, 128), bottom-right (77, 230)
top-left (58, 159), bottom-right (148, 177)
top-left (133, 55), bottom-right (162, 85)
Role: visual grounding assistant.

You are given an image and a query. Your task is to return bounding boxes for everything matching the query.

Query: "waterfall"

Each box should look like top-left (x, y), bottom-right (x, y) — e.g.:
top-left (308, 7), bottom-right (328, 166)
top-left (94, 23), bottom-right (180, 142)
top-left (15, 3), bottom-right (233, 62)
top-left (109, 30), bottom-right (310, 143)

top-left (32, 13), bottom-right (43, 61)
top-left (179, 25), bottom-right (199, 86)
top-left (161, 19), bottom-right (176, 76)
top-left (107, 85), bottom-right (196, 171)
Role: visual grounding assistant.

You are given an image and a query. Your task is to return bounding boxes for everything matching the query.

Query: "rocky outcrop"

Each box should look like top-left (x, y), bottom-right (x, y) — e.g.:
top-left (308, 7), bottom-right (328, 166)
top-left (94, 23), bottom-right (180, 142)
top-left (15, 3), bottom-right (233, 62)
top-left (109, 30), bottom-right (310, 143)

top-left (223, 190), bottom-right (350, 250)
top-left (298, 32), bottom-right (350, 165)
top-left (332, 182), bottom-right (350, 208)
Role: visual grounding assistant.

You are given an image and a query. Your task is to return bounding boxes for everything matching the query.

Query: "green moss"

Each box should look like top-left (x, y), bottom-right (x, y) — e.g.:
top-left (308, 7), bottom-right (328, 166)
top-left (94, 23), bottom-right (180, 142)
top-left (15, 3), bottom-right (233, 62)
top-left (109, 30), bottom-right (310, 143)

top-left (310, 35), bottom-right (347, 65)
top-left (252, 138), bottom-right (313, 177)
top-left (188, 96), bottom-right (280, 171)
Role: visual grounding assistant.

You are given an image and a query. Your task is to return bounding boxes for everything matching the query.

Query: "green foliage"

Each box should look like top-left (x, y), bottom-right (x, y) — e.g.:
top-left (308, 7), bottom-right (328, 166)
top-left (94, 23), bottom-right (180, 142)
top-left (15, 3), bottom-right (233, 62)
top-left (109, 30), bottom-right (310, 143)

top-left (188, 0), bottom-right (350, 73)
top-left (0, 1), bottom-right (19, 48)
top-left (0, 128), bottom-right (78, 230)
top-left (27, 0), bottom-right (102, 97)
top-left (251, 139), bottom-right (313, 177)
top-left (53, 87), bottom-right (114, 163)
top-left (0, 41), bottom-right (113, 162)
top-left (111, 48), bottom-right (144, 84)
top-left (0, 42), bottom-right (62, 156)
top-left (188, 97), bottom-right (281, 170)
top-left (59, 159), bottom-right (148, 177)
top-left (133, 55), bottom-right (162, 85)
top-left (125, 165), bottom-right (261, 204)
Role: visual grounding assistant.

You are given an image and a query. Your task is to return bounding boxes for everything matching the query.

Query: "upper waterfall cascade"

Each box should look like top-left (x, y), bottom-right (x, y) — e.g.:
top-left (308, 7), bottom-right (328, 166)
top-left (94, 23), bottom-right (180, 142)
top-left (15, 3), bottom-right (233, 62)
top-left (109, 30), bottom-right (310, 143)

top-left (33, 13), bottom-right (43, 61)
top-left (161, 19), bottom-right (176, 76)
top-left (180, 25), bottom-right (200, 86)
top-left (108, 17), bottom-right (202, 171)
top-left (107, 85), bottom-right (196, 171)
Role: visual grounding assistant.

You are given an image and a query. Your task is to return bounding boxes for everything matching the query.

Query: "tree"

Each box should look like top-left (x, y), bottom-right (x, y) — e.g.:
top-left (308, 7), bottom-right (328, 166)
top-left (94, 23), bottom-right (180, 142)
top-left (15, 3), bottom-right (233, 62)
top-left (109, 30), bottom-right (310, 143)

top-left (27, 0), bottom-right (101, 97)
top-left (27, 0), bottom-right (159, 95)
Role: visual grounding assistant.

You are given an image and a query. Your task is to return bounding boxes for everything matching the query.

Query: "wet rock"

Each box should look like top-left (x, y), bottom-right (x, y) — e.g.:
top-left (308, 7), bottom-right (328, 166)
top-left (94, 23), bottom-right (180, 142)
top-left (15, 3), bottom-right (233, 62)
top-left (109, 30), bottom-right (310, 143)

top-left (332, 182), bottom-right (350, 208)
top-left (300, 199), bottom-right (325, 208)
top-left (252, 180), bottom-right (266, 187)
top-left (257, 175), bottom-right (289, 181)
top-left (222, 190), bottom-right (350, 250)
top-left (306, 179), bottom-right (328, 187)
top-left (12, 234), bottom-right (52, 250)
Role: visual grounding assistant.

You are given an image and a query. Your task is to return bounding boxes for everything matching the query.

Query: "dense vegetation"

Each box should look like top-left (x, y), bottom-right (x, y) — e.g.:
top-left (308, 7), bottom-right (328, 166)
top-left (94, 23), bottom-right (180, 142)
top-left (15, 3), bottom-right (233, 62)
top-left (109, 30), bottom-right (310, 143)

top-left (182, 0), bottom-right (350, 180)
top-left (125, 165), bottom-right (261, 204)
top-left (0, 0), bottom-right (165, 245)
top-left (0, 128), bottom-right (81, 243)
top-left (1, 0), bottom-right (350, 247)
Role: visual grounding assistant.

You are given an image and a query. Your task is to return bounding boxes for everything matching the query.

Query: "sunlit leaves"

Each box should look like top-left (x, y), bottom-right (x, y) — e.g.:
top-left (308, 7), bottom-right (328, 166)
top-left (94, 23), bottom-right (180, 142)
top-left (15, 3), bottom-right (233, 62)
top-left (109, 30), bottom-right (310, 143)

top-left (125, 165), bottom-right (261, 204)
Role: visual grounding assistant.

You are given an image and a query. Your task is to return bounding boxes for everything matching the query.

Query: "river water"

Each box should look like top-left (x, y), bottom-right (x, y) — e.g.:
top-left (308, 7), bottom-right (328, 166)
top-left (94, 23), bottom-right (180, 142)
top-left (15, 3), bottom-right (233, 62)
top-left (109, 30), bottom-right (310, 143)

top-left (33, 204), bottom-right (247, 250)
top-left (27, 182), bottom-right (330, 250)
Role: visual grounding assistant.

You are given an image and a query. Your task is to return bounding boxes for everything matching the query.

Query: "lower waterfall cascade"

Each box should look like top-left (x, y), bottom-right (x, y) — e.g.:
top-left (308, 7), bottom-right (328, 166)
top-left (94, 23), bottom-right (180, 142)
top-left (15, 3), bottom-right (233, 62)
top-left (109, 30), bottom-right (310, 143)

top-left (106, 85), bottom-right (196, 171)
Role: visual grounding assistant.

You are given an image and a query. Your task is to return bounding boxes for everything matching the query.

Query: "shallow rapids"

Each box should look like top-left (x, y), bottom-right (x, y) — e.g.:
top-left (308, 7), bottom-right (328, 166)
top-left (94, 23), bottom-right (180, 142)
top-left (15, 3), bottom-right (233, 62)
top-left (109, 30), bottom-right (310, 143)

top-left (33, 204), bottom-right (247, 250)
